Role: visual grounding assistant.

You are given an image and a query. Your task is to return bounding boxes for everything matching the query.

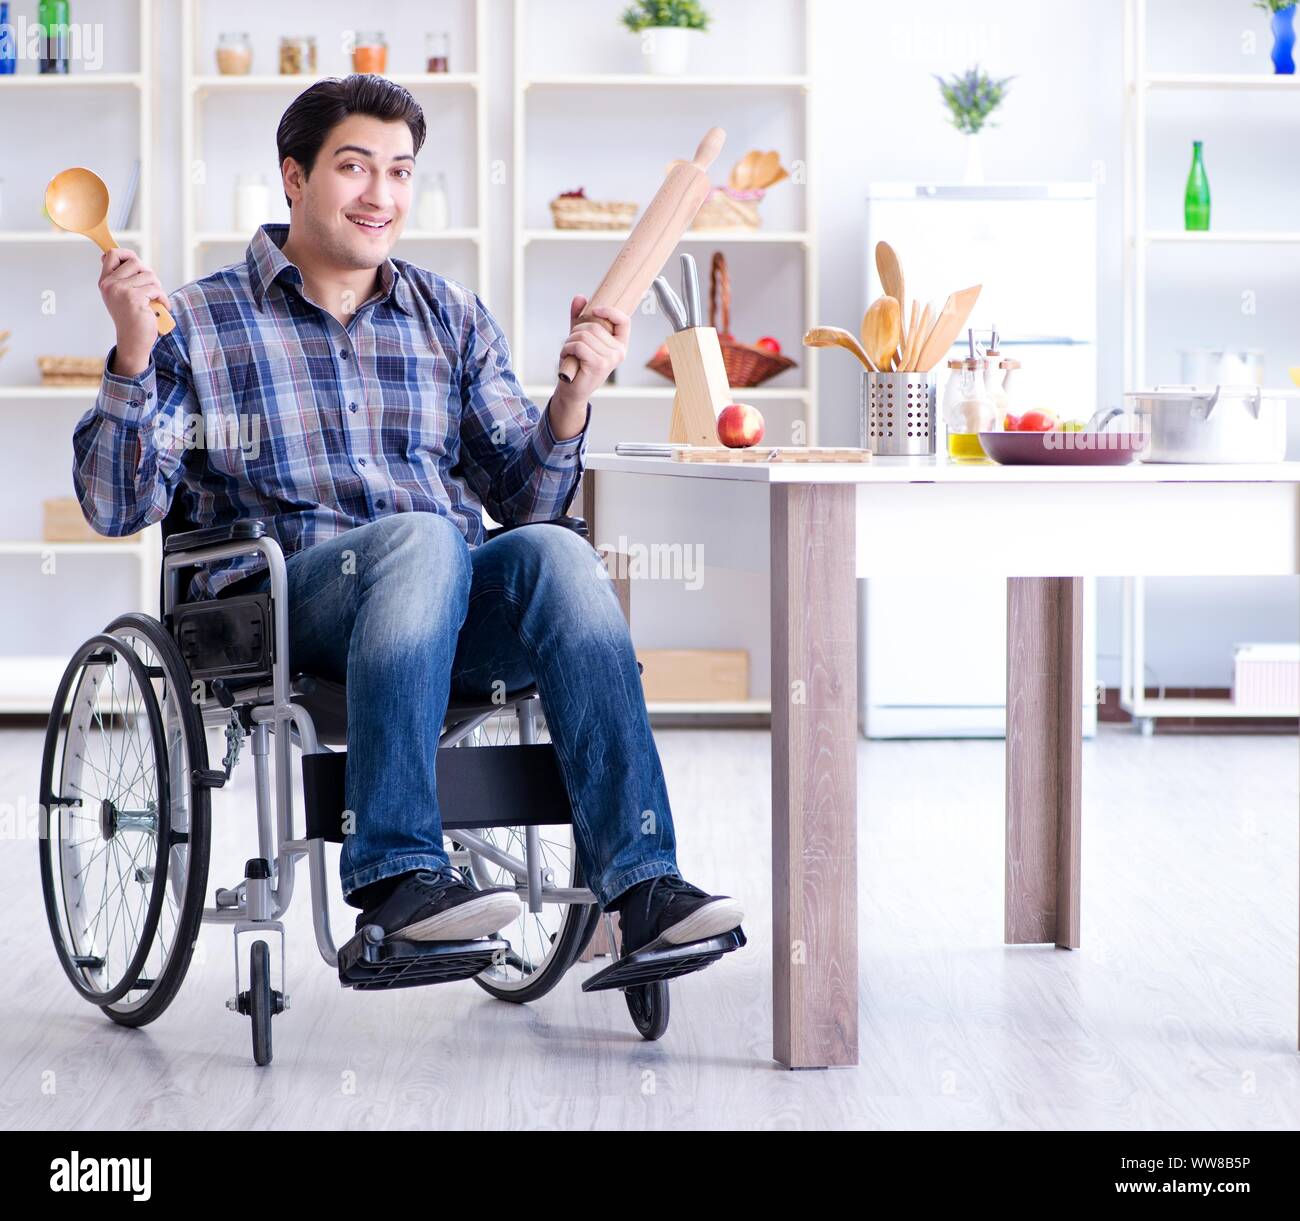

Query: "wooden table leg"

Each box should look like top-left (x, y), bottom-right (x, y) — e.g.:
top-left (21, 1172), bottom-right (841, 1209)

top-left (1005, 577), bottom-right (1083, 949)
top-left (577, 468), bottom-right (627, 963)
top-left (770, 484), bottom-right (859, 1067)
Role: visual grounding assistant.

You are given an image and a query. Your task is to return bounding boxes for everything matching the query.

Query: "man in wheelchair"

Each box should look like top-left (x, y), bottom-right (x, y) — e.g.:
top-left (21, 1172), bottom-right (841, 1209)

top-left (72, 75), bottom-right (744, 967)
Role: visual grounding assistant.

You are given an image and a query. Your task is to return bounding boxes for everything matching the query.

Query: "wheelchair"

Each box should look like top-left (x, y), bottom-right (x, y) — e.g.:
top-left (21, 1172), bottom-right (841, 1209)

top-left (38, 500), bottom-right (744, 1066)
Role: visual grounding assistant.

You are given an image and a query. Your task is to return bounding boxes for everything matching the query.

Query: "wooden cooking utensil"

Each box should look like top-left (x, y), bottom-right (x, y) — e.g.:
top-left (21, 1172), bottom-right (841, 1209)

top-left (875, 242), bottom-right (905, 341)
top-left (897, 300), bottom-right (920, 370)
top-left (912, 284), bottom-right (982, 373)
top-left (754, 151), bottom-right (787, 188)
top-left (862, 296), bottom-right (900, 375)
top-left (904, 302), bottom-right (933, 371)
top-left (558, 128), bottom-right (725, 383)
top-left (803, 326), bottom-right (876, 371)
top-left (44, 167), bottom-right (175, 336)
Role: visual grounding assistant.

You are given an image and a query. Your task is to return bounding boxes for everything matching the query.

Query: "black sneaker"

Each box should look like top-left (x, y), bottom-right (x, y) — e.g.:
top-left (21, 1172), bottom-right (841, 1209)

top-left (614, 874), bottom-right (744, 957)
top-left (354, 869), bottom-right (521, 941)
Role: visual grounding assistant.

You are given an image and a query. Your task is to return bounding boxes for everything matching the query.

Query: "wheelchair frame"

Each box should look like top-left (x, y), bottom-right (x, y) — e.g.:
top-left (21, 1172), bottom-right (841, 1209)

top-left (41, 515), bottom-right (743, 1066)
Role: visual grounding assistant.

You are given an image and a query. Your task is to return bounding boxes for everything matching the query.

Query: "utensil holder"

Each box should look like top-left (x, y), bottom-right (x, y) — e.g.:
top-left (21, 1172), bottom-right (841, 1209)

top-left (861, 371), bottom-right (936, 456)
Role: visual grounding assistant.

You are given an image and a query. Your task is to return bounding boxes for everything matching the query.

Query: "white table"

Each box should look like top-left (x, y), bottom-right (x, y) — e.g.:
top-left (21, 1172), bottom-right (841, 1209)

top-left (582, 454), bottom-right (1300, 1068)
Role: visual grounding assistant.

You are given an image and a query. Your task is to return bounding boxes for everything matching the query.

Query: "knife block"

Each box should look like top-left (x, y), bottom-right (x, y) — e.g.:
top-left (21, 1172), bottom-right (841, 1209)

top-left (665, 326), bottom-right (732, 446)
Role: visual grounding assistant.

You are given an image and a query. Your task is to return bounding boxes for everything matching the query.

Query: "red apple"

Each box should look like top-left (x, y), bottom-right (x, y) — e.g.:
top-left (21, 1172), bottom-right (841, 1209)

top-left (1016, 409), bottom-right (1058, 432)
top-left (716, 402), bottom-right (766, 448)
top-left (755, 335), bottom-right (782, 355)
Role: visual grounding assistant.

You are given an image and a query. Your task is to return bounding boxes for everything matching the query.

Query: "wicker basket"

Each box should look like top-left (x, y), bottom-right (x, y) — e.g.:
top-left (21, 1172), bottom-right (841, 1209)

top-left (549, 196), bottom-right (638, 231)
top-left (38, 355), bottom-right (103, 386)
top-left (646, 252), bottom-right (796, 389)
top-left (691, 186), bottom-right (763, 231)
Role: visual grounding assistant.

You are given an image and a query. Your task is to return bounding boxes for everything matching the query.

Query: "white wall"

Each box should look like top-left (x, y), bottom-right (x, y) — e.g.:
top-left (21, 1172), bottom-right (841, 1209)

top-left (2, 0), bottom-right (1294, 692)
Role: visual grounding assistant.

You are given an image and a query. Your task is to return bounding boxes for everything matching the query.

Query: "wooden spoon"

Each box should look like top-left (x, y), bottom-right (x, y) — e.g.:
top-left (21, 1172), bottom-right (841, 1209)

top-left (907, 303), bottom-right (934, 371)
top-left (875, 242), bottom-right (905, 343)
top-left (732, 151), bottom-right (758, 190)
top-left (755, 151), bottom-right (786, 188)
top-left (897, 300), bottom-right (921, 370)
top-left (913, 284), bottom-right (982, 373)
top-left (803, 325), bottom-right (876, 372)
top-left (44, 168), bottom-right (175, 336)
top-left (861, 296), bottom-right (901, 375)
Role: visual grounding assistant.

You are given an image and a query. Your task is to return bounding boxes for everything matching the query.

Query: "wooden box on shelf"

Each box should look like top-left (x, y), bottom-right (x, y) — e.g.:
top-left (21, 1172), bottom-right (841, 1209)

top-left (637, 649), bottom-right (750, 702)
top-left (42, 497), bottom-right (136, 544)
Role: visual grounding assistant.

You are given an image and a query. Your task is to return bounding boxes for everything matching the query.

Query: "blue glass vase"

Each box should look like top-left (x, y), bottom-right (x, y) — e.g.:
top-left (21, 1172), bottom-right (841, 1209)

top-left (1272, 4), bottom-right (1296, 76)
top-left (0, 3), bottom-right (16, 75)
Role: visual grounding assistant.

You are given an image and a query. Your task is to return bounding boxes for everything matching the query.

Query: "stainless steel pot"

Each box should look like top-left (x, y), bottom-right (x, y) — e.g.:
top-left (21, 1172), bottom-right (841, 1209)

top-left (1114, 385), bottom-right (1288, 463)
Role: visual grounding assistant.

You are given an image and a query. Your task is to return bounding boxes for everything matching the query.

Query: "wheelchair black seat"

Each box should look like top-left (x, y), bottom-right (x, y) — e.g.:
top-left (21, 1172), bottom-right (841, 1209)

top-left (291, 672), bottom-right (543, 747)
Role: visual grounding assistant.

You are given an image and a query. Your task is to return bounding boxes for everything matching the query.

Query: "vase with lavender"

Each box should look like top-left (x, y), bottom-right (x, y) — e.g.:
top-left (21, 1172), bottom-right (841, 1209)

top-left (935, 66), bottom-right (1014, 184)
top-left (1256, 0), bottom-right (1296, 74)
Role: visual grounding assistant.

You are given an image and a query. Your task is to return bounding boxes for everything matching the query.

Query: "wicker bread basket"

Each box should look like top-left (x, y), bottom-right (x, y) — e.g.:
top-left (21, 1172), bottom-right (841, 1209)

top-left (549, 195), bottom-right (638, 231)
top-left (646, 252), bottom-right (796, 389)
top-left (691, 186), bottom-right (763, 231)
top-left (38, 355), bottom-right (103, 386)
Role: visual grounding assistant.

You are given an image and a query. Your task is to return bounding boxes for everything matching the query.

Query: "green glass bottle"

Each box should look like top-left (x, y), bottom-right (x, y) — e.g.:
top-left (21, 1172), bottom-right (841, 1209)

top-left (1184, 140), bottom-right (1210, 232)
top-left (38, 0), bottom-right (70, 74)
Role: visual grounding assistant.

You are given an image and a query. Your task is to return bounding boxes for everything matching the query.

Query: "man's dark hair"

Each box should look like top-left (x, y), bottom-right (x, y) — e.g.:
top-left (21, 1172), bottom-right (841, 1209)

top-left (275, 74), bottom-right (427, 207)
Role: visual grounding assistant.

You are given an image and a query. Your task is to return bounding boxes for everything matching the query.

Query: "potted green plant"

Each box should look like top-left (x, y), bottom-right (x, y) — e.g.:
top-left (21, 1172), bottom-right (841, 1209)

top-left (1253, 1), bottom-right (1296, 74)
top-left (621, 0), bottom-right (711, 76)
top-left (935, 65), bottom-right (1014, 184)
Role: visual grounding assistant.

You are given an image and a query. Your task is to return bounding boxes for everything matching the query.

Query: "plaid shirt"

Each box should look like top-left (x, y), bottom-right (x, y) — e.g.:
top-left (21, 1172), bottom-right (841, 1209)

top-left (73, 223), bottom-right (590, 600)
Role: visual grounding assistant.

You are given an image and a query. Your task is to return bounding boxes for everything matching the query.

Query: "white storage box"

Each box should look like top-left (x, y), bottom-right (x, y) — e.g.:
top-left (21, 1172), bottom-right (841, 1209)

top-left (1232, 644), bottom-right (1300, 711)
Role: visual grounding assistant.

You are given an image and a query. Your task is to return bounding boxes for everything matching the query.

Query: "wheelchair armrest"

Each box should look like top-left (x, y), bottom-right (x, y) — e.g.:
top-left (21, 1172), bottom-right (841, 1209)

top-left (484, 515), bottom-right (588, 542)
top-left (164, 520), bottom-right (267, 555)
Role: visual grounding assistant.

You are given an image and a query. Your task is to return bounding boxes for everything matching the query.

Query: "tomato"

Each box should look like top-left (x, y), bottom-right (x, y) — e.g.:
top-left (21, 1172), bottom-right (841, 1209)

top-left (755, 336), bottom-right (782, 355)
top-left (1003, 413), bottom-right (1021, 431)
top-left (1017, 410), bottom-right (1058, 432)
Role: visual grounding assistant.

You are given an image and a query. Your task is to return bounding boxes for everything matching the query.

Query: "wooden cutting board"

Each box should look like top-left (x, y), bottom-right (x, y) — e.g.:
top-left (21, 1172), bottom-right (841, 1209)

top-left (673, 446), bottom-right (872, 464)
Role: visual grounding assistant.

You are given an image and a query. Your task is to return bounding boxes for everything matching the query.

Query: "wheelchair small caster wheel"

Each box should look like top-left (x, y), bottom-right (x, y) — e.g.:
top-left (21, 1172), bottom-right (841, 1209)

top-left (625, 981), bottom-right (669, 1041)
top-left (249, 940), bottom-right (275, 1066)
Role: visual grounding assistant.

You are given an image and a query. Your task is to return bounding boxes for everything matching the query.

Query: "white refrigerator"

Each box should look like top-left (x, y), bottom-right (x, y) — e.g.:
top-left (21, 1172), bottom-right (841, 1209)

top-left (860, 183), bottom-right (1099, 739)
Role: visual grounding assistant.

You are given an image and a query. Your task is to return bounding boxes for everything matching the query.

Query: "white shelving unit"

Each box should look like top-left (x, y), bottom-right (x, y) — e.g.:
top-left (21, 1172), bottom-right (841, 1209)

top-left (179, 0), bottom-right (489, 290)
top-left (1121, 0), bottom-right (1300, 730)
top-left (0, 0), bottom-right (160, 713)
top-left (510, 0), bottom-right (818, 439)
top-left (511, 0), bottom-right (815, 720)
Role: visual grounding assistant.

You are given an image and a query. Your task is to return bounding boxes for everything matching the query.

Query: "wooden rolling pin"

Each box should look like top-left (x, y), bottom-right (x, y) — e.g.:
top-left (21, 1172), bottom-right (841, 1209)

top-left (557, 127), bottom-right (726, 383)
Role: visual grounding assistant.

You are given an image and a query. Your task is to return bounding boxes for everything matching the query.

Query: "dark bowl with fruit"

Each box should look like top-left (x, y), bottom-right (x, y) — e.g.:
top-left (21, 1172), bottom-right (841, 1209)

top-left (978, 411), bottom-right (1143, 466)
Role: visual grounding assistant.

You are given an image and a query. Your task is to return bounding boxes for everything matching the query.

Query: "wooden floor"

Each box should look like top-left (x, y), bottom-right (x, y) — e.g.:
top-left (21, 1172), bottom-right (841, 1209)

top-left (1, 723), bottom-right (1297, 1130)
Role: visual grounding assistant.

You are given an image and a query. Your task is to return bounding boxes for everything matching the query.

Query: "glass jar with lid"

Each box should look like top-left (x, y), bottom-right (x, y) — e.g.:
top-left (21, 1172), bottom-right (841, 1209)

top-left (943, 357), bottom-right (996, 463)
top-left (991, 357), bottom-right (1020, 421)
top-left (278, 35), bottom-right (317, 75)
top-left (426, 32), bottom-right (450, 73)
top-left (353, 31), bottom-right (387, 74)
top-left (216, 32), bottom-right (252, 75)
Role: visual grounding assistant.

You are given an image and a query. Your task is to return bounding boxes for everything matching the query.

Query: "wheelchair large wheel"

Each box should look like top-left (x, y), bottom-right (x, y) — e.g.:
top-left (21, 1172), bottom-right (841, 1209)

top-left (39, 615), bottom-right (211, 1026)
top-left (455, 703), bottom-right (601, 1004)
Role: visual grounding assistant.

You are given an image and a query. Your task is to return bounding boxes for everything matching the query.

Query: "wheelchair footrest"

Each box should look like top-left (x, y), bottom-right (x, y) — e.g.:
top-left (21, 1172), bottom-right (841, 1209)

top-left (580, 927), bottom-right (746, 993)
top-left (338, 926), bottom-right (508, 991)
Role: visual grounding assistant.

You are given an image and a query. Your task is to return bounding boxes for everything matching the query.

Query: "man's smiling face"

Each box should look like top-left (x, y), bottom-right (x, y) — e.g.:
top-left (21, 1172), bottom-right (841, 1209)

top-left (282, 112), bottom-right (414, 271)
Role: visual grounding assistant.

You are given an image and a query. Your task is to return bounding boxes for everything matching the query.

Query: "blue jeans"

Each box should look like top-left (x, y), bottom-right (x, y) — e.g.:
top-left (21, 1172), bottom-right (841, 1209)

top-left (247, 513), bottom-right (679, 909)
